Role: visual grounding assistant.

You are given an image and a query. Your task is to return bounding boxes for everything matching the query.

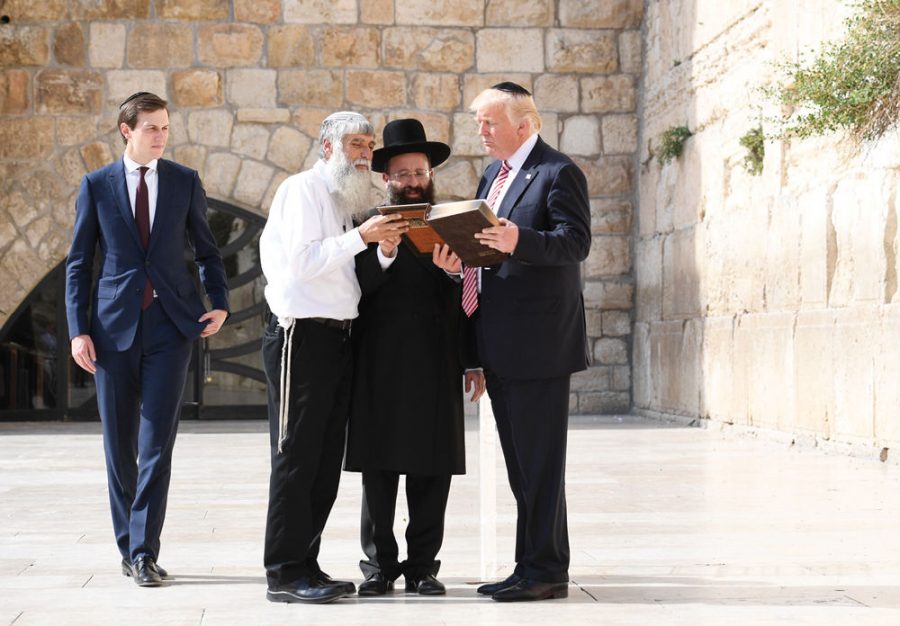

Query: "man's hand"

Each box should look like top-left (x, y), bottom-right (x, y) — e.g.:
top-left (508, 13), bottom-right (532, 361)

top-left (432, 243), bottom-right (462, 274)
top-left (474, 217), bottom-right (519, 254)
top-left (199, 309), bottom-right (228, 337)
top-left (71, 334), bottom-right (97, 374)
top-left (358, 213), bottom-right (408, 244)
top-left (379, 235), bottom-right (402, 258)
top-left (465, 369), bottom-right (486, 402)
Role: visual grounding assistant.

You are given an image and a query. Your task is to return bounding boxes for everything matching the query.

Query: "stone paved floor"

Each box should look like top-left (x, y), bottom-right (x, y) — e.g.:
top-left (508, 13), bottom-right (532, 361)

top-left (2, 416), bottom-right (899, 625)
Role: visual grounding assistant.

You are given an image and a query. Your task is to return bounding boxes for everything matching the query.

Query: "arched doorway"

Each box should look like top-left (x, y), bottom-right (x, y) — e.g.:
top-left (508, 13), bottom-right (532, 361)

top-left (0, 199), bottom-right (268, 420)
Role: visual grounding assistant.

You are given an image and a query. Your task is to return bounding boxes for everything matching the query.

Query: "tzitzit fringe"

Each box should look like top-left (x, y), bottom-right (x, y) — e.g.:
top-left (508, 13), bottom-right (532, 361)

top-left (277, 318), bottom-right (296, 454)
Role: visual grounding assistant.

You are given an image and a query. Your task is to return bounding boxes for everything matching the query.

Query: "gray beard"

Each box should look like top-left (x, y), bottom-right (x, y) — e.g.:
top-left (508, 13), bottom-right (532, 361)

top-left (327, 147), bottom-right (375, 221)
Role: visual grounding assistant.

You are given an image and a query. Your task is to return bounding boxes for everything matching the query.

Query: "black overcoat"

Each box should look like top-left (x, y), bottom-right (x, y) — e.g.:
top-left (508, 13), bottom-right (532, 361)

top-left (345, 242), bottom-right (477, 475)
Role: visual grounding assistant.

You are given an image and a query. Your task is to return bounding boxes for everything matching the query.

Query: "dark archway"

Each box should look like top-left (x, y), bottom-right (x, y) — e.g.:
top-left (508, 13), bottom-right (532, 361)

top-left (0, 199), bottom-right (268, 421)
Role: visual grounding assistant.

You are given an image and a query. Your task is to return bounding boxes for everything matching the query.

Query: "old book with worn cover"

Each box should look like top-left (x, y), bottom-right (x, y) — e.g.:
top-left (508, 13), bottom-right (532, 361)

top-left (426, 199), bottom-right (510, 267)
top-left (377, 203), bottom-right (446, 255)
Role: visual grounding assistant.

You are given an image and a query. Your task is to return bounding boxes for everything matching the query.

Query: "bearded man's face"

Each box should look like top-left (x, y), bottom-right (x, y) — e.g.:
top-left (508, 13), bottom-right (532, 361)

top-left (384, 152), bottom-right (435, 206)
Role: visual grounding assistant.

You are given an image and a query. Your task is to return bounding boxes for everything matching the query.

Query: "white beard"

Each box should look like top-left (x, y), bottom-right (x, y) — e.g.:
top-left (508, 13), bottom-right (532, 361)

top-left (327, 145), bottom-right (375, 221)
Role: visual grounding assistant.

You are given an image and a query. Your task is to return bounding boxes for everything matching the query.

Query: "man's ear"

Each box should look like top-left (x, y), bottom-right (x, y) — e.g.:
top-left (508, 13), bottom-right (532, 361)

top-left (322, 138), bottom-right (333, 160)
top-left (119, 122), bottom-right (131, 143)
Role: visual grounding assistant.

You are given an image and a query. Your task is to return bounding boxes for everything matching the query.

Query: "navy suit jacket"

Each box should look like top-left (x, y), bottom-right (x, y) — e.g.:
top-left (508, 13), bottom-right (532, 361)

top-left (66, 158), bottom-right (229, 352)
top-left (476, 136), bottom-right (591, 380)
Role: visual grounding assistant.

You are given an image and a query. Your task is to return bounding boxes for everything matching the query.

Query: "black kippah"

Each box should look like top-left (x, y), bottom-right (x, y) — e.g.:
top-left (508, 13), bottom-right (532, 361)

top-left (491, 82), bottom-right (531, 97)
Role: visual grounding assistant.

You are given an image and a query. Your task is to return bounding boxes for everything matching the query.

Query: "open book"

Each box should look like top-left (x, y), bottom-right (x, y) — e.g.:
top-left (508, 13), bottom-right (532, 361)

top-left (378, 200), bottom-right (510, 267)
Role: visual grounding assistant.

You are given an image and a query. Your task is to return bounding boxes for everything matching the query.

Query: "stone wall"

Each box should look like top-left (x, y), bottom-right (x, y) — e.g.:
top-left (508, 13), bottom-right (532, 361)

top-left (635, 0), bottom-right (900, 450)
top-left (0, 0), bottom-right (642, 414)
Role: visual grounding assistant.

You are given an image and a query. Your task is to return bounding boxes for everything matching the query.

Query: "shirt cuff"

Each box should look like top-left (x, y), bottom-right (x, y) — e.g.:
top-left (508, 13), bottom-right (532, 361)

top-left (377, 245), bottom-right (398, 269)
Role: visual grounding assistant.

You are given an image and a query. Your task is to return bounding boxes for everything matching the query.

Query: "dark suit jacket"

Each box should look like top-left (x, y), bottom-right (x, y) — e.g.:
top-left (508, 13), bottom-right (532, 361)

top-left (66, 158), bottom-right (229, 352)
top-left (476, 136), bottom-right (591, 380)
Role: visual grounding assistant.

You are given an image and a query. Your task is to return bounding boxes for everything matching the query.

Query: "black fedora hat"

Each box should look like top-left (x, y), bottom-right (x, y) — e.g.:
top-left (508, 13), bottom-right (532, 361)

top-left (371, 118), bottom-right (451, 173)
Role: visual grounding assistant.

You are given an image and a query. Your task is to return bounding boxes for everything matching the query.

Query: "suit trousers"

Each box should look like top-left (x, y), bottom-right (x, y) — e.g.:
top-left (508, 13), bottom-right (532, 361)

top-left (359, 469), bottom-right (452, 581)
top-left (484, 369), bottom-right (571, 583)
top-left (93, 298), bottom-right (193, 562)
top-left (262, 317), bottom-right (352, 586)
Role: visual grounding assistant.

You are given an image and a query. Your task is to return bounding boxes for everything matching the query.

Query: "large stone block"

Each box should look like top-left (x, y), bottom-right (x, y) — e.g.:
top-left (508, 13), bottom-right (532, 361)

top-left (432, 160), bottom-right (477, 200)
top-left (573, 155), bottom-right (632, 196)
top-left (267, 127), bottom-right (311, 172)
top-left (0, 70), bottom-right (29, 114)
top-left (581, 75), bottom-right (636, 113)
top-left (547, 30), bottom-right (617, 74)
top-left (593, 337), bottom-right (628, 365)
top-left (875, 305), bottom-right (900, 443)
top-left (533, 75), bottom-right (579, 113)
top-left (619, 30), bottom-right (642, 74)
top-left (603, 310), bottom-right (631, 337)
top-left (126, 24), bottom-right (193, 69)
top-left (361, 0), bottom-right (393, 24)
top-left (278, 70), bottom-right (343, 107)
top-left (54, 23), bottom-right (85, 66)
top-left (411, 73), bottom-right (460, 111)
top-left (763, 194), bottom-right (802, 312)
top-left (157, 0), bottom-right (228, 19)
top-left (57, 148), bottom-right (88, 186)
top-left (585, 235), bottom-right (630, 278)
top-left (88, 23), bottom-right (126, 69)
top-left (198, 24), bottom-right (263, 67)
top-left (106, 70), bottom-right (167, 107)
top-left (476, 29), bottom-right (544, 73)
top-left (203, 152), bottom-right (241, 199)
top-left (188, 110), bottom-right (233, 148)
top-left (56, 115), bottom-right (98, 146)
top-left (699, 315), bottom-right (739, 423)
top-left (291, 107), bottom-right (333, 138)
top-left (486, 0), bottom-right (553, 26)
top-left (1, 0), bottom-right (67, 20)
top-left (632, 321), bottom-right (651, 407)
top-left (227, 69), bottom-right (277, 108)
top-left (172, 70), bottom-right (223, 108)
top-left (649, 318), bottom-right (702, 415)
top-left (583, 280), bottom-right (633, 310)
top-left (591, 198), bottom-right (632, 235)
top-left (36, 69), bottom-right (102, 114)
top-left (560, 0), bottom-right (643, 28)
top-left (451, 112), bottom-right (483, 157)
top-left (267, 26), bottom-right (315, 67)
top-left (798, 187), bottom-right (829, 309)
top-left (383, 28), bottom-right (475, 73)
top-left (237, 108), bottom-right (291, 124)
top-left (173, 145), bottom-right (207, 178)
top-left (560, 115), bottom-right (601, 157)
top-left (80, 141), bottom-right (114, 172)
top-left (831, 307), bottom-right (879, 440)
top-left (602, 114), bottom-right (638, 155)
top-left (635, 236), bottom-right (662, 322)
top-left (395, 0), bottom-right (483, 26)
top-left (321, 27), bottom-right (380, 68)
top-left (0, 26), bottom-right (49, 66)
top-left (72, 0), bottom-right (150, 19)
top-left (346, 71), bottom-right (406, 108)
top-left (578, 391), bottom-right (629, 414)
top-left (284, 0), bottom-right (356, 24)
top-left (235, 0), bottom-right (281, 22)
top-left (662, 227), bottom-right (703, 320)
top-left (792, 309), bottom-right (835, 435)
top-left (231, 124), bottom-right (269, 160)
top-left (233, 160), bottom-right (275, 209)
top-left (570, 367), bottom-right (610, 392)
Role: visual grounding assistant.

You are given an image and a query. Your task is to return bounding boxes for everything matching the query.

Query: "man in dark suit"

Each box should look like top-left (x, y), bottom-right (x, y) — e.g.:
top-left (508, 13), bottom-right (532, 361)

top-left (435, 82), bottom-right (591, 601)
top-left (345, 119), bottom-right (485, 597)
top-left (66, 92), bottom-right (229, 587)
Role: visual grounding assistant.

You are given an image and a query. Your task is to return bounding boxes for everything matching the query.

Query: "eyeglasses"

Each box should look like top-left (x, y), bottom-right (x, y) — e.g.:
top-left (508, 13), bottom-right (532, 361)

top-left (389, 169), bottom-right (432, 182)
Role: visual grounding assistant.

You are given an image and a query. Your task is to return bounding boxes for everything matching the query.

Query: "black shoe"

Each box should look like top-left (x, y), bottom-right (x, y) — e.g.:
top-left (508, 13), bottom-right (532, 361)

top-left (122, 557), bottom-right (169, 579)
top-left (315, 571), bottom-right (356, 596)
top-left (491, 579), bottom-right (568, 602)
top-left (267, 577), bottom-right (346, 604)
top-left (358, 572), bottom-right (393, 596)
top-left (476, 573), bottom-right (522, 596)
top-left (132, 557), bottom-right (163, 587)
top-left (405, 573), bottom-right (446, 595)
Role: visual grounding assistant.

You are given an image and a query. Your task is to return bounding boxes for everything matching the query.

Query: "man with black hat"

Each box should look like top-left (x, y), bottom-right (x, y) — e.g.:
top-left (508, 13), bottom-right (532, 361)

top-left (345, 118), bottom-right (485, 596)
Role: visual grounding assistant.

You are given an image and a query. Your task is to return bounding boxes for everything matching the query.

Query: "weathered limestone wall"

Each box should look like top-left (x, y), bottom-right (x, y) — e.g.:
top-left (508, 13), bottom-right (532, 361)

top-left (0, 0), bottom-right (642, 414)
top-left (636, 0), bottom-right (900, 449)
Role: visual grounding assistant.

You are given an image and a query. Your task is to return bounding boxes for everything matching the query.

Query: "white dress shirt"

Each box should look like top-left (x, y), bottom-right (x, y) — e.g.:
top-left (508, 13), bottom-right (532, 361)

top-left (260, 159), bottom-right (367, 326)
top-left (123, 154), bottom-right (159, 229)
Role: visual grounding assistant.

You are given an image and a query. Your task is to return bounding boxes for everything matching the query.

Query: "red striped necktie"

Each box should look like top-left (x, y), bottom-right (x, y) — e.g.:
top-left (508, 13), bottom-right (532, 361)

top-left (462, 160), bottom-right (510, 317)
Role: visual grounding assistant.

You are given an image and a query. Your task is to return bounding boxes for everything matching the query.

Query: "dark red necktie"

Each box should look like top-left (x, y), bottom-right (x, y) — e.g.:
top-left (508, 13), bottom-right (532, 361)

top-left (462, 160), bottom-right (510, 317)
top-left (135, 166), bottom-right (154, 310)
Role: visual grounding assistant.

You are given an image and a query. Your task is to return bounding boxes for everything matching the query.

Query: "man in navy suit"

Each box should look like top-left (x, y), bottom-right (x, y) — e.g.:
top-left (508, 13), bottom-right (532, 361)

top-left (435, 82), bottom-right (591, 601)
top-left (66, 92), bottom-right (229, 587)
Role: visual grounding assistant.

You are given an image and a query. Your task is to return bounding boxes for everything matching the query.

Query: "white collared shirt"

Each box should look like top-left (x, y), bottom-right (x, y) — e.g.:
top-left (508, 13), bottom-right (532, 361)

top-left (122, 154), bottom-right (159, 229)
top-left (260, 159), bottom-right (367, 326)
top-left (488, 132), bottom-right (539, 215)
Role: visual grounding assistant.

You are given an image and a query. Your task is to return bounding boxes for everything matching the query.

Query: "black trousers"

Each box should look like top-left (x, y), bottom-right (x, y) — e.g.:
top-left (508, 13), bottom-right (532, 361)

top-left (359, 469), bottom-right (452, 581)
top-left (94, 299), bottom-right (192, 563)
top-left (262, 317), bottom-right (352, 586)
top-left (484, 370), bottom-right (571, 583)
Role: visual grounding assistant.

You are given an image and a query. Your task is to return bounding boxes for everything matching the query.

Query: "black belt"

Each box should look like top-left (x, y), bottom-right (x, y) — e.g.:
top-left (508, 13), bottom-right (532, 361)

top-left (307, 317), bottom-right (352, 331)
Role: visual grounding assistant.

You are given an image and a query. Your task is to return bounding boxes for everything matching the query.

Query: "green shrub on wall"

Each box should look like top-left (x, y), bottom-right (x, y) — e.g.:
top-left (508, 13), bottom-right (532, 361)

top-left (769, 0), bottom-right (900, 142)
top-left (657, 125), bottom-right (692, 165)
top-left (740, 126), bottom-right (765, 176)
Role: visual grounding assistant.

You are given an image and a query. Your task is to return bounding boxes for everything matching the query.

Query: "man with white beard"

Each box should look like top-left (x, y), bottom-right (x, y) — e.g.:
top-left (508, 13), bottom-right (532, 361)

top-left (259, 111), bottom-right (408, 604)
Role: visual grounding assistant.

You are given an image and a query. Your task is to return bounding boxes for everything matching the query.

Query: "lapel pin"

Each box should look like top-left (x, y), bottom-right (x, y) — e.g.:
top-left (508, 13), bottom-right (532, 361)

top-left (525, 173), bottom-right (532, 180)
